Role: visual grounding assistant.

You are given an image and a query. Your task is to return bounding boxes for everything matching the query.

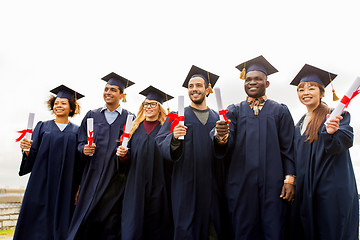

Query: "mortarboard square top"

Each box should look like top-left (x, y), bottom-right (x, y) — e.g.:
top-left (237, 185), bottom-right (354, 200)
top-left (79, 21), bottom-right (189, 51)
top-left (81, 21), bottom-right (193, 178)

top-left (290, 64), bottom-right (337, 87)
top-left (50, 84), bottom-right (84, 100)
top-left (139, 85), bottom-right (174, 104)
top-left (236, 55), bottom-right (278, 79)
top-left (182, 65), bottom-right (219, 89)
top-left (101, 72), bottom-right (135, 90)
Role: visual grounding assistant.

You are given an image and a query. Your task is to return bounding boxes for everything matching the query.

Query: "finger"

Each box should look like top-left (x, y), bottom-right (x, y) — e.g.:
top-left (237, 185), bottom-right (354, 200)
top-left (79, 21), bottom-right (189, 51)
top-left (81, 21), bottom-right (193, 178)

top-left (280, 186), bottom-right (285, 198)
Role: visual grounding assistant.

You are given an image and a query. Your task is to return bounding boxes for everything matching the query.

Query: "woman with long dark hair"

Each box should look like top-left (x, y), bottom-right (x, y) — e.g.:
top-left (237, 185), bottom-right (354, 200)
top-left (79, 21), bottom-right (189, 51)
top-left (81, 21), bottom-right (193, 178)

top-left (289, 64), bottom-right (358, 240)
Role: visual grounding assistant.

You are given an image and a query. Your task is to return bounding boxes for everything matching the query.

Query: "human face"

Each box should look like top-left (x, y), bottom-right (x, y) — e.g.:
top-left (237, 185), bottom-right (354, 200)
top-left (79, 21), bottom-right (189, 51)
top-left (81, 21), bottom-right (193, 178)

top-left (143, 99), bottom-right (160, 121)
top-left (244, 71), bottom-right (269, 98)
top-left (53, 97), bottom-right (71, 117)
top-left (297, 82), bottom-right (323, 112)
top-left (188, 77), bottom-right (208, 105)
top-left (103, 84), bottom-right (123, 106)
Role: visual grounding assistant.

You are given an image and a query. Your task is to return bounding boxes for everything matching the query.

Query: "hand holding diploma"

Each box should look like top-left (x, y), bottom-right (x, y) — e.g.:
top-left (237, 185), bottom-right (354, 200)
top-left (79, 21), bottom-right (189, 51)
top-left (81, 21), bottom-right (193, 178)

top-left (325, 76), bottom-right (360, 125)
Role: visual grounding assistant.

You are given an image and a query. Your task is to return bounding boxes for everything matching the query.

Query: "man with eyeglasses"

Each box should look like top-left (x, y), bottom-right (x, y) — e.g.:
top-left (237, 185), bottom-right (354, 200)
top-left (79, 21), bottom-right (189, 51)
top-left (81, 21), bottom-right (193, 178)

top-left (67, 72), bottom-right (135, 240)
top-left (156, 65), bottom-right (231, 239)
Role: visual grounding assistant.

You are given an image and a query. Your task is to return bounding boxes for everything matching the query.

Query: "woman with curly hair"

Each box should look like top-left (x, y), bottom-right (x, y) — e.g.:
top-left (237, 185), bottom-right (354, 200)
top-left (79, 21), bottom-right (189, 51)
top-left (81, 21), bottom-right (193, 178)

top-left (117, 86), bottom-right (173, 240)
top-left (14, 85), bottom-right (84, 240)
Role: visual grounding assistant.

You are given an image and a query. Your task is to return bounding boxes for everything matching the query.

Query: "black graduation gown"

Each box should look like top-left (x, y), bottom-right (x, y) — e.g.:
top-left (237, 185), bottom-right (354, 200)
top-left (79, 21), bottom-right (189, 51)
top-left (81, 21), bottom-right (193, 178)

top-left (67, 108), bottom-right (133, 240)
top-left (14, 120), bottom-right (80, 240)
top-left (212, 100), bottom-right (295, 240)
top-left (156, 107), bottom-right (231, 240)
top-left (121, 122), bottom-right (173, 240)
top-left (290, 112), bottom-right (358, 240)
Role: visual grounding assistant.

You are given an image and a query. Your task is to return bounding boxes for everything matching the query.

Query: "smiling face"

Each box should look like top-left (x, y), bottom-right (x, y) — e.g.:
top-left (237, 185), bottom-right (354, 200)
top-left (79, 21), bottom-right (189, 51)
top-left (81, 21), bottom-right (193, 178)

top-left (188, 76), bottom-right (209, 105)
top-left (103, 84), bottom-right (123, 107)
top-left (143, 99), bottom-right (160, 121)
top-left (297, 81), bottom-right (324, 112)
top-left (53, 97), bottom-right (71, 117)
top-left (244, 70), bottom-right (269, 98)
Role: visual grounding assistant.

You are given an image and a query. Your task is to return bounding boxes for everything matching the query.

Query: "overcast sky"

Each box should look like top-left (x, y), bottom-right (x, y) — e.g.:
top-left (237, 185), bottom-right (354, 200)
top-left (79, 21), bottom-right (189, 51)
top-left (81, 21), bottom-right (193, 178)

top-left (1, 0), bottom-right (359, 190)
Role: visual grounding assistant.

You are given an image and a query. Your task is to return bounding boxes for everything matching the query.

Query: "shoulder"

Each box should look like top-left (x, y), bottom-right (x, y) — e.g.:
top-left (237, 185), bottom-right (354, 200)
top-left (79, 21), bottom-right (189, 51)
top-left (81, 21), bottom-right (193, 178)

top-left (68, 122), bottom-right (79, 131)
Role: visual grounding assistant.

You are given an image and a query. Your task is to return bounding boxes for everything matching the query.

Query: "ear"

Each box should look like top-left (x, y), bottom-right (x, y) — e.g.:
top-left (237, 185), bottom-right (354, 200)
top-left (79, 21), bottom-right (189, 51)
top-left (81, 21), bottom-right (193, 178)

top-left (205, 87), bottom-right (210, 95)
top-left (266, 80), bottom-right (270, 88)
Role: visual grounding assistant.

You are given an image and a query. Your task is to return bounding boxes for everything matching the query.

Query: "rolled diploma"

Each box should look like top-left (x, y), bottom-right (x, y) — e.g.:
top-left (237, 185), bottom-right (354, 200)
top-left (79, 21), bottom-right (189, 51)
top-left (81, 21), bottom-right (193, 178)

top-left (87, 118), bottom-right (94, 146)
top-left (214, 87), bottom-right (225, 121)
top-left (178, 95), bottom-right (184, 140)
top-left (24, 113), bottom-right (35, 151)
top-left (121, 115), bottom-right (134, 148)
top-left (325, 76), bottom-right (360, 125)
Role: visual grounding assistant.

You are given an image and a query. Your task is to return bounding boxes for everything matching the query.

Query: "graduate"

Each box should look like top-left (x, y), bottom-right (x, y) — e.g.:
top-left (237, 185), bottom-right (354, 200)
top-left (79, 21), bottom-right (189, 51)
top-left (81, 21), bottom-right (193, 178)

top-left (156, 65), bottom-right (231, 239)
top-left (213, 56), bottom-right (296, 239)
top-left (14, 85), bottom-right (84, 240)
top-left (288, 64), bottom-right (359, 240)
top-left (67, 72), bottom-right (135, 240)
top-left (116, 86), bottom-right (174, 240)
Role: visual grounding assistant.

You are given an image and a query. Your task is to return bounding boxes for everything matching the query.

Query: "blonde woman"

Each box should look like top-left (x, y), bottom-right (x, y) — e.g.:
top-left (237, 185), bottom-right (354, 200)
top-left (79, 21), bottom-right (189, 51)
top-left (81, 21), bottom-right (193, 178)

top-left (289, 64), bottom-right (358, 240)
top-left (15, 85), bottom-right (84, 240)
top-left (117, 86), bottom-right (173, 240)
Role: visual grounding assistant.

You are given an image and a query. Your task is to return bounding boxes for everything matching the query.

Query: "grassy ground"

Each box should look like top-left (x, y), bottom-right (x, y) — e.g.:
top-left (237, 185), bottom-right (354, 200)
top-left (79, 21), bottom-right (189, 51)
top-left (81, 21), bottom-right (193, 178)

top-left (0, 229), bottom-right (14, 238)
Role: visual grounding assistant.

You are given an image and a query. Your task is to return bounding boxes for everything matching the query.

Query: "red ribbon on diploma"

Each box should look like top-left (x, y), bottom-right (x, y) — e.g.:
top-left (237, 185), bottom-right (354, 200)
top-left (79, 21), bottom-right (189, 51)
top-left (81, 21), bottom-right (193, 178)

top-left (219, 109), bottom-right (234, 125)
top-left (119, 125), bottom-right (130, 144)
top-left (166, 113), bottom-right (185, 133)
top-left (16, 129), bottom-right (33, 142)
top-left (88, 130), bottom-right (94, 146)
top-left (340, 89), bottom-right (360, 109)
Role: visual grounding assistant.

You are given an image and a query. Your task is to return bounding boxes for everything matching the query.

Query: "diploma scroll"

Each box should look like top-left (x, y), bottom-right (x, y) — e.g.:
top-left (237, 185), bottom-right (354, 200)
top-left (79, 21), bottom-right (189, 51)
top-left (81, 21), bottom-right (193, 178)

top-left (178, 95), bottom-right (185, 140)
top-left (23, 113), bottom-right (35, 151)
top-left (325, 76), bottom-right (360, 125)
top-left (121, 115), bottom-right (134, 148)
top-left (87, 118), bottom-right (94, 146)
top-left (214, 87), bottom-right (225, 121)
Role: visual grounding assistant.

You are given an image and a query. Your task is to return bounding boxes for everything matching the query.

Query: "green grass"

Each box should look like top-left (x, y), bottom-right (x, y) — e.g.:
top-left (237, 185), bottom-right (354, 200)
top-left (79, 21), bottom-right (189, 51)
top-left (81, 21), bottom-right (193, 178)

top-left (0, 229), bottom-right (14, 237)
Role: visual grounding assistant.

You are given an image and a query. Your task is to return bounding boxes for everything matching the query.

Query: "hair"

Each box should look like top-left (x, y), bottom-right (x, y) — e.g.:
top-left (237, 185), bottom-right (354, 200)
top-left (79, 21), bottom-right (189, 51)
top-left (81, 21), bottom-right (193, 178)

top-left (47, 95), bottom-right (80, 117)
top-left (297, 81), bottom-right (331, 143)
top-left (128, 100), bottom-right (167, 139)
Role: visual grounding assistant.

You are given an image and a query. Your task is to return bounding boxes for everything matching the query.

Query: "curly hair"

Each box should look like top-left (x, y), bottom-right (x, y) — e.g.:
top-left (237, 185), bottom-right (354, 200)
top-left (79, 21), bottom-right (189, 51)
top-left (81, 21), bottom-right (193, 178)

top-left (47, 96), bottom-right (80, 117)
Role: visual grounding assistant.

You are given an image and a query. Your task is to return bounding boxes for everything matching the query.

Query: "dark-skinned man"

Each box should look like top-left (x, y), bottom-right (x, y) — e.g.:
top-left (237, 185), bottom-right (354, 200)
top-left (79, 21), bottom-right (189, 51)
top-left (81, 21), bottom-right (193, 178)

top-left (212, 56), bottom-right (295, 240)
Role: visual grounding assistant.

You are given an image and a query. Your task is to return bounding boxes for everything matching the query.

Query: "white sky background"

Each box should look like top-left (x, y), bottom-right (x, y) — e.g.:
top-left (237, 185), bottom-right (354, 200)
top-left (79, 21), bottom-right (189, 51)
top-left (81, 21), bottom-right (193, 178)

top-left (0, 1), bottom-right (359, 190)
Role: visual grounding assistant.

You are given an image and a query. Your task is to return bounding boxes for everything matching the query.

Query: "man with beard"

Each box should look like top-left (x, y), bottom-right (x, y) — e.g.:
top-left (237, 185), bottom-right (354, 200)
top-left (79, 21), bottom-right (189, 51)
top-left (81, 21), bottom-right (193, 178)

top-left (67, 72), bottom-right (135, 240)
top-left (156, 65), bottom-right (231, 239)
top-left (212, 56), bottom-right (296, 239)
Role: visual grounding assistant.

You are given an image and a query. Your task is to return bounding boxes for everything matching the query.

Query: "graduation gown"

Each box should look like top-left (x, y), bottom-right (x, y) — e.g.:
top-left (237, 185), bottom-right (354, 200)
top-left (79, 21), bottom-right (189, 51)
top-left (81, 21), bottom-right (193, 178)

top-left (291, 112), bottom-right (358, 240)
top-left (156, 107), bottom-right (231, 240)
top-left (67, 108), bottom-right (133, 240)
top-left (121, 122), bottom-right (173, 240)
top-left (14, 120), bottom-right (80, 240)
top-left (213, 100), bottom-right (295, 240)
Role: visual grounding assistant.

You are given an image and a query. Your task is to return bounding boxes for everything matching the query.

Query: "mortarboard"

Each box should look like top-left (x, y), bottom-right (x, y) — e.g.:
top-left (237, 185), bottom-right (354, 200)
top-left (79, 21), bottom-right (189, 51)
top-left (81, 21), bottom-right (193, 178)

top-left (290, 64), bottom-right (339, 101)
top-left (139, 85), bottom-right (174, 104)
top-left (50, 84), bottom-right (84, 100)
top-left (182, 65), bottom-right (219, 94)
top-left (235, 55), bottom-right (278, 79)
top-left (101, 72), bottom-right (135, 102)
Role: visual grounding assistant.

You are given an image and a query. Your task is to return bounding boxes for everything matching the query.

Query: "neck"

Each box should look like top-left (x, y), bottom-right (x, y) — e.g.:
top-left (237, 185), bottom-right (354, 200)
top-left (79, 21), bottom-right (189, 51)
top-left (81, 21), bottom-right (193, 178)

top-left (107, 103), bottom-right (120, 112)
top-left (190, 101), bottom-right (207, 110)
top-left (146, 116), bottom-right (158, 122)
top-left (55, 116), bottom-right (69, 124)
top-left (306, 102), bottom-right (320, 113)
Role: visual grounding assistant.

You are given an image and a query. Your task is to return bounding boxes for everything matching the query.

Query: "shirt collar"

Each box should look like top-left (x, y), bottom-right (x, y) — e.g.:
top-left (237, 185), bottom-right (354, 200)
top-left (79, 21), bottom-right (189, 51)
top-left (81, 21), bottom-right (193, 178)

top-left (101, 104), bottom-right (122, 114)
top-left (246, 95), bottom-right (267, 103)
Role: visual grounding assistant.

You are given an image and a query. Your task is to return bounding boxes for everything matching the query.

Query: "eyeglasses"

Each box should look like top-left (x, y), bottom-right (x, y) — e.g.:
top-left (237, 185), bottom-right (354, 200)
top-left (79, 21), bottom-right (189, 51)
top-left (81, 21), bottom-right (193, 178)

top-left (143, 102), bottom-right (158, 108)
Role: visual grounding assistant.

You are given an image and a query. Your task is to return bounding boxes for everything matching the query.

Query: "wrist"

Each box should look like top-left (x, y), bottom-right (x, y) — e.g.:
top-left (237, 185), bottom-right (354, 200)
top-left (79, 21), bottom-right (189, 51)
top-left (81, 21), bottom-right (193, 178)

top-left (284, 174), bottom-right (296, 186)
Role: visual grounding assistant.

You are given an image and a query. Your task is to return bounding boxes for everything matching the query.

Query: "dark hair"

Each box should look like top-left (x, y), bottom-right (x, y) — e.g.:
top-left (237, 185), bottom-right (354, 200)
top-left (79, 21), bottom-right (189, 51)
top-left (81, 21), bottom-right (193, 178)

top-left (47, 96), bottom-right (79, 117)
top-left (297, 81), bottom-right (331, 143)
